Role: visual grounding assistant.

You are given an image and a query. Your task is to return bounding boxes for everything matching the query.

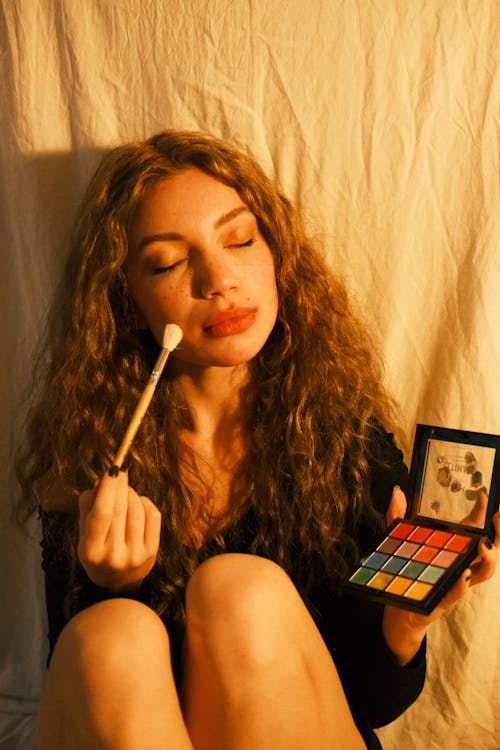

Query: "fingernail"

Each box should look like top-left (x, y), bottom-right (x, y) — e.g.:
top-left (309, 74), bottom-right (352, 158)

top-left (394, 485), bottom-right (401, 491)
top-left (464, 570), bottom-right (472, 582)
top-left (108, 465), bottom-right (119, 477)
top-left (484, 537), bottom-right (493, 550)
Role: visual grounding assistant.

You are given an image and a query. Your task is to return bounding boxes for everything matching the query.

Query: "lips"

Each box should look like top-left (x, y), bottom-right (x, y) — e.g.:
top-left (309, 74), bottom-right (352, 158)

top-left (202, 307), bottom-right (257, 337)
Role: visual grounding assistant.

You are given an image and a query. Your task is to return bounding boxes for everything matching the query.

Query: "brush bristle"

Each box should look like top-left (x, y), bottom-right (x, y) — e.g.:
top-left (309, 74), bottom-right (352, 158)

top-left (162, 323), bottom-right (183, 351)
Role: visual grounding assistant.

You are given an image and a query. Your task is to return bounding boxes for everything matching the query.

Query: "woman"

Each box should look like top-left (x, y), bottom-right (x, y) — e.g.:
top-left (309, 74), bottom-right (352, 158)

top-left (18, 130), bottom-right (499, 749)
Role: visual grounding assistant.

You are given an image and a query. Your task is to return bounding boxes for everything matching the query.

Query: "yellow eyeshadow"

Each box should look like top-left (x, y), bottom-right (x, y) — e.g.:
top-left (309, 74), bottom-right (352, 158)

top-left (366, 571), bottom-right (394, 590)
top-left (385, 577), bottom-right (413, 595)
top-left (404, 581), bottom-right (433, 601)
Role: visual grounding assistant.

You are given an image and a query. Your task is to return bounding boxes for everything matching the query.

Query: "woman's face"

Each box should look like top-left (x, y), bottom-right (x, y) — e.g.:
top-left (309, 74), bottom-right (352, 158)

top-left (124, 168), bottom-right (279, 373)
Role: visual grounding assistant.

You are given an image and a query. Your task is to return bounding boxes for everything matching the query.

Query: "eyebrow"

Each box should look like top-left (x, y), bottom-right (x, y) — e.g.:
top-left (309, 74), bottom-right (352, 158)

top-left (135, 205), bottom-right (252, 253)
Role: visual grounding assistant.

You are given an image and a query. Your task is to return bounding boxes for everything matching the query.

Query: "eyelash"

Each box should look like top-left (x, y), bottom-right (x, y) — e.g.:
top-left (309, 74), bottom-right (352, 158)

top-left (228, 238), bottom-right (256, 249)
top-left (151, 239), bottom-right (257, 275)
top-left (152, 261), bottom-right (183, 275)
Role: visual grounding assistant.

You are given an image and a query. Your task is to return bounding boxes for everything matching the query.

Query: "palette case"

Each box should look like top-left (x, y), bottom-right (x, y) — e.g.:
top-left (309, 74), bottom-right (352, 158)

top-left (346, 424), bottom-right (500, 614)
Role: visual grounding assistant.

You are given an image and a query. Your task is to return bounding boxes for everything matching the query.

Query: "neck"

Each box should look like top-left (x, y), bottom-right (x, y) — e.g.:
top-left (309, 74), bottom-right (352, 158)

top-left (171, 364), bottom-right (252, 538)
top-left (172, 363), bottom-right (251, 444)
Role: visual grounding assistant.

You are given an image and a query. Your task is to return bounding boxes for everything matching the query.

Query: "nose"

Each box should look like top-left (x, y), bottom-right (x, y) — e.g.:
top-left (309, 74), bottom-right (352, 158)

top-left (195, 252), bottom-right (238, 298)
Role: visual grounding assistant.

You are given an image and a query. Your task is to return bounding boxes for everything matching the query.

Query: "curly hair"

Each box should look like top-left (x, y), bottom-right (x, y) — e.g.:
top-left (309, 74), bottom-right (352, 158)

top-left (17, 129), bottom-right (397, 621)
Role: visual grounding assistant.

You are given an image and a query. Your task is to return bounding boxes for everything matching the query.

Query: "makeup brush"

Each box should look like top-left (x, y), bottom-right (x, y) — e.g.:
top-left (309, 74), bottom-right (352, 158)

top-left (110, 323), bottom-right (183, 473)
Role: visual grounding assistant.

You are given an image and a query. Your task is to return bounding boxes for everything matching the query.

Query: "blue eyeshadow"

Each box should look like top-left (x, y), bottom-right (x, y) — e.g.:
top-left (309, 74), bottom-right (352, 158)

top-left (381, 556), bottom-right (407, 574)
top-left (363, 552), bottom-right (390, 570)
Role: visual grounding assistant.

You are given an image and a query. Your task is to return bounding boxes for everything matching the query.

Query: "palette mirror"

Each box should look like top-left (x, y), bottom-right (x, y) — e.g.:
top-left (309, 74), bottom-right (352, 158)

top-left (411, 426), bottom-right (498, 534)
top-left (346, 424), bottom-right (500, 614)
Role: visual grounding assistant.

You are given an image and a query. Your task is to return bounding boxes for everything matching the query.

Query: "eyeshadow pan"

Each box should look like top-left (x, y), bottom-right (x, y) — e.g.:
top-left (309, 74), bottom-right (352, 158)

top-left (404, 580), bottom-right (433, 601)
top-left (395, 541), bottom-right (420, 558)
top-left (381, 556), bottom-right (407, 575)
top-left (412, 545), bottom-right (438, 563)
top-left (363, 552), bottom-right (390, 569)
top-left (419, 565), bottom-right (445, 584)
top-left (377, 537), bottom-right (402, 554)
top-left (366, 571), bottom-right (394, 590)
top-left (445, 534), bottom-right (471, 553)
top-left (385, 576), bottom-right (413, 595)
top-left (432, 549), bottom-right (458, 568)
top-left (389, 522), bottom-right (416, 540)
top-left (407, 526), bottom-right (433, 543)
top-left (427, 529), bottom-right (453, 547)
top-left (400, 560), bottom-right (427, 579)
top-left (349, 567), bottom-right (375, 585)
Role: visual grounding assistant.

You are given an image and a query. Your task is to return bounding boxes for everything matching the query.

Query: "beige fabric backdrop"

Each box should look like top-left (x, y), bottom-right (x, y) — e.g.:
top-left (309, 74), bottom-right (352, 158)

top-left (1, 1), bottom-right (499, 748)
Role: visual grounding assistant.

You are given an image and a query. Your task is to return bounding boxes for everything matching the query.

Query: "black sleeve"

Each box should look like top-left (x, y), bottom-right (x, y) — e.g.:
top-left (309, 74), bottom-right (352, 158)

top-left (320, 426), bottom-right (426, 730)
top-left (332, 594), bottom-right (426, 728)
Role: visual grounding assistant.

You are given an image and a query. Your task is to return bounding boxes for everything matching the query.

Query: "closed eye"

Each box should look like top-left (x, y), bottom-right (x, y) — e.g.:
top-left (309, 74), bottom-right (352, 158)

top-left (226, 238), bottom-right (256, 249)
top-left (152, 259), bottom-right (185, 275)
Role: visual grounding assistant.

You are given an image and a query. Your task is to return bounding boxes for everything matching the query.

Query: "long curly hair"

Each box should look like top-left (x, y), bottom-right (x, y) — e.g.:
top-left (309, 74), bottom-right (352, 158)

top-left (18, 129), bottom-right (397, 621)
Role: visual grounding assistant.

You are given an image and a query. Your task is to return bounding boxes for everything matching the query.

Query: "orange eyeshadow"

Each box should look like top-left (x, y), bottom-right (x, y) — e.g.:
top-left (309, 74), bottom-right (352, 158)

top-left (385, 577), bottom-right (413, 595)
top-left (404, 581), bottom-right (433, 601)
top-left (445, 534), bottom-right (471, 553)
top-left (412, 545), bottom-right (438, 563)
top-left (389, 522), bottom-right (416, 540)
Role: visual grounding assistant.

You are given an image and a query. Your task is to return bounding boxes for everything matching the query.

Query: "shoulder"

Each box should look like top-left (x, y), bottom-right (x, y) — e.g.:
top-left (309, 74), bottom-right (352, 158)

top-left (366, 423), bottom-right (409, 515)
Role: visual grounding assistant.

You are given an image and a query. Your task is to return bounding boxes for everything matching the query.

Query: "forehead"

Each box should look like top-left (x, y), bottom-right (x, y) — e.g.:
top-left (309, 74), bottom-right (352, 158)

top-left (130, 168), bottom-right (247, 229)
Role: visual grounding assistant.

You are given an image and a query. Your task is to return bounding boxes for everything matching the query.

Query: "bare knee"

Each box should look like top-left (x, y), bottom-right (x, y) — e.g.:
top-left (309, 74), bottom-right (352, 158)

top-left (49, 598), bottom-right (171, 688)
top-left (187, 553), bottom-right (298, 622)
top-left (185, 554), bottom-right (306, 669)
top-left (38, 600), bottom-right (193, 750)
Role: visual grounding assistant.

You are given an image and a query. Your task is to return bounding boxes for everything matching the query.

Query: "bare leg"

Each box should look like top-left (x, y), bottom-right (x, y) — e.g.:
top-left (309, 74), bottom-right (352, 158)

top-left (36, 599), bottom-right (194, 750)
top-left (181, 553), bottom-right (366, 750)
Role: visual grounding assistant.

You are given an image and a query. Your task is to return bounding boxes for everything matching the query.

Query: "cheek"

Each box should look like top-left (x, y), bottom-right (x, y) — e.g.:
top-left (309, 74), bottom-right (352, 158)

top-left (258, 257), bottom-right (279, 305)
top-left (148, 281), bottom-right (189, 315)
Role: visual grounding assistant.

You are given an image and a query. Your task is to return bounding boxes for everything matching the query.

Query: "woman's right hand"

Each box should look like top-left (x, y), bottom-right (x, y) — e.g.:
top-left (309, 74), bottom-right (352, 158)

top-left (77, 469), bottom-right (162, 594)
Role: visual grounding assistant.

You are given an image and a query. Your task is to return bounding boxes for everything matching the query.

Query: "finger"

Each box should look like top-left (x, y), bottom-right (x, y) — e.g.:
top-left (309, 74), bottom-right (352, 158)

top-left (142, 496), bottom-right (162, 557)
top-left (435, 568), bottom-right (472, 613)
top-left (104, 469), bottom-right (130, 547)
top-left (386, 485), bottom-right (407, 527)
top-left (83, 469), bottom-right (123, 545)
top-left (124, 488), bottom-right (146, 554)
top-left (460, 487), bottom-right (488, 527)
top-left (492, 510), bottom-right (500, 549)
top-left (469, 535), bottom-right (498, 585)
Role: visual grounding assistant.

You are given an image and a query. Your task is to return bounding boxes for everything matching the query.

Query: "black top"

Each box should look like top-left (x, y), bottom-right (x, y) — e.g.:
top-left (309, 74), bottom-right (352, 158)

top-left (40, 428), bottom-right (425, 750)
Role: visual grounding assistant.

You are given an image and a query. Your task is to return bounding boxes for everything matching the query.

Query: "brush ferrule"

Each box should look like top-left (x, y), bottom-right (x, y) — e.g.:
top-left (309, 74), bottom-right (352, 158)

top-left (149, 348), bottom-right (170, 384)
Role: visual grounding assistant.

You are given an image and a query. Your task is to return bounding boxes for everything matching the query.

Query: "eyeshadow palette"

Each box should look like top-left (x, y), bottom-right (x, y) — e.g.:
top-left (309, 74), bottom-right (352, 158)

top-left (346, 424), bottom-right (500, 614)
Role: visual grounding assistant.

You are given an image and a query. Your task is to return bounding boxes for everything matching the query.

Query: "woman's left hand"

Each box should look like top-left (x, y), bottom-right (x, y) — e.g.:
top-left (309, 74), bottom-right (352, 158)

top-left (381, 486), bottom-right (500, 665)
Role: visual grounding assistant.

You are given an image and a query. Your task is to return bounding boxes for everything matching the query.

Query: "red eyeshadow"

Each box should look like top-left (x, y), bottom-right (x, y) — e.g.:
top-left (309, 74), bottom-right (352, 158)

top-left (427, 530), bottom-right (453, 547)
top-left (445, 534), bottom-right (471, 553)
top-left (412, 545), bottom-right (438, 563)
top-left (408, 526), bottom-right (433, 543)
top-left (389, 522), bottom-right (416, 540)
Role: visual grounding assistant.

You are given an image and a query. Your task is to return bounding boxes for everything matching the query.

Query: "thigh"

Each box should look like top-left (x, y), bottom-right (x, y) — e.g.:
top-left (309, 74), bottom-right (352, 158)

top-left (181, 554), bottom-right (366, 750)
top-left (37, 599), bottom-right (191, 750)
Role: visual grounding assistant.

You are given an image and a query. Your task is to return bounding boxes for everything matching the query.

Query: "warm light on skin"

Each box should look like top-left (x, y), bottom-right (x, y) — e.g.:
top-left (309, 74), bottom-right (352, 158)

top-left (124, 168), bottom-right (279, 377)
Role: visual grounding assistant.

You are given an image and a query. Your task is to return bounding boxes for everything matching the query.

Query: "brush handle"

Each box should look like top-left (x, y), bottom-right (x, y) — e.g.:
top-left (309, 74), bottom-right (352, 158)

top-left (112, 347), bottom-right (172, 469)
top-left (112, 381), bottom-right (157, 469)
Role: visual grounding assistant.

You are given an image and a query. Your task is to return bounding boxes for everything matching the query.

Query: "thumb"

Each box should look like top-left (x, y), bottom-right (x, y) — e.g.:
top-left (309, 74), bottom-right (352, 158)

top-left (386, 485), bottom-right (407, 527)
